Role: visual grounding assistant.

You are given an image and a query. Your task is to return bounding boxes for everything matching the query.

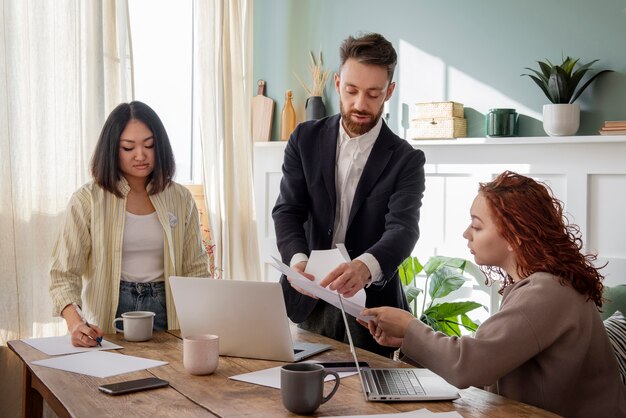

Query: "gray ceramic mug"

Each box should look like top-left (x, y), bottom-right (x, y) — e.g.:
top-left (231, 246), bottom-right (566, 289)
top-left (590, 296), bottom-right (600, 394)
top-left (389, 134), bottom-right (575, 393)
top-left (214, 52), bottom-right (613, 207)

top-left (280, 363), bottom-right (340, 415)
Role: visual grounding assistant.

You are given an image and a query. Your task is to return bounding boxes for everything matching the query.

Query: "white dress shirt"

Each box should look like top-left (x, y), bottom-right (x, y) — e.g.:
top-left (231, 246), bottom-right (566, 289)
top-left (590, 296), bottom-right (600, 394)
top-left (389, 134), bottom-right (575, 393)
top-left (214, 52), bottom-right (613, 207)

top-left (290, 118), bottom-right (384, 284)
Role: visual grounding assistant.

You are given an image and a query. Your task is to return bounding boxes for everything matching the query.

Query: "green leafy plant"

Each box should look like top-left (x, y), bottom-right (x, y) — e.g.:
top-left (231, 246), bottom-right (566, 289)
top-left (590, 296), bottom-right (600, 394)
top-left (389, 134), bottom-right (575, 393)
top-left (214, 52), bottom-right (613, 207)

top-left (399, 256), bottom-right (486, 337)
top-left (521, 56), bottom-right (612, 104)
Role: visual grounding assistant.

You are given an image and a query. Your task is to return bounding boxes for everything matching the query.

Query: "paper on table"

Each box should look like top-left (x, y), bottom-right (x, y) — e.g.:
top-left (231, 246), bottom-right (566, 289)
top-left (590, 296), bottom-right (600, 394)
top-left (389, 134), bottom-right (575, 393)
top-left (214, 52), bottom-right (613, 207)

top-left (270, 255), bottom-right (373, 322)
top-left (326, 409), bottom-right (463, 418)
top-left (228, 362), bottom-right (357, 389)
top-left (31, 350), bottom-right (167, 378)
top-left (22, 335), bottom-right (123, 356)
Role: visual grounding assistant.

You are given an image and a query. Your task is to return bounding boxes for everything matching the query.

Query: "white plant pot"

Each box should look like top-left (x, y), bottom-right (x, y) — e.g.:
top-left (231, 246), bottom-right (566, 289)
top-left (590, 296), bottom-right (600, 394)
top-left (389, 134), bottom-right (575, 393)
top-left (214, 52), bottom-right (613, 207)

top-left (543, 103), bottom-right (580, 136)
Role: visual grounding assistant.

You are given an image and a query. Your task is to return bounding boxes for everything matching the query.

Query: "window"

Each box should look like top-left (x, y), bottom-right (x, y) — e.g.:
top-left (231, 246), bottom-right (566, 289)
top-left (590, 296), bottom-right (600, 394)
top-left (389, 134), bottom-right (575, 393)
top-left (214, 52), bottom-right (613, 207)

top-left (128, 0), bottom-right (201, 183)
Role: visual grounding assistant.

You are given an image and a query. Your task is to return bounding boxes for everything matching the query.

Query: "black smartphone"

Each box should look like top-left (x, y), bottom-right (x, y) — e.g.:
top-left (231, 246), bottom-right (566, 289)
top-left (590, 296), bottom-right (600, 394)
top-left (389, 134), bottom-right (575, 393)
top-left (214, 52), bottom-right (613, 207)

top-left (319, 361), bottom-right (369, 372)
top-left (98, 377), bottom-right (169, 395)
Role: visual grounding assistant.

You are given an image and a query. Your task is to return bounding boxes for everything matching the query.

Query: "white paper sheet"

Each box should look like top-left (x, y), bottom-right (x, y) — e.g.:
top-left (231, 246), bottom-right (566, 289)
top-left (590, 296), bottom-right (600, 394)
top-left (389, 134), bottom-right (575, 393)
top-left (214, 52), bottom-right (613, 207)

top-left (270, 249), bottom-right (373, 322)
top-left (22, 335), bottom-right (123, 356)
top-left (31, 350), bottom-right (167, 378)
top-left (326, 409), bottom-right (463, 418)
top-left (228, 362), bottom-right (357, 389)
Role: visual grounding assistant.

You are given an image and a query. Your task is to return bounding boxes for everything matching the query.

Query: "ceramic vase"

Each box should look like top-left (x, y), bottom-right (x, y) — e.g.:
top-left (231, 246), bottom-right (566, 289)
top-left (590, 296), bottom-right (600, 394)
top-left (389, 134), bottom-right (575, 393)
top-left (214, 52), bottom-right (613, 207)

top-left (305, 96), bottom-right (326, 121)
top-left (543, 103), bottom-right (580, 136)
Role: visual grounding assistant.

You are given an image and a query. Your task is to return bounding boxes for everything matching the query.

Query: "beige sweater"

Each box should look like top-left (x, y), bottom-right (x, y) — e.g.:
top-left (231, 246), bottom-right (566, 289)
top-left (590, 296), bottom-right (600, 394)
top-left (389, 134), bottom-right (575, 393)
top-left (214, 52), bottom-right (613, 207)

top-left (400, 272), bottom-right (626, 417)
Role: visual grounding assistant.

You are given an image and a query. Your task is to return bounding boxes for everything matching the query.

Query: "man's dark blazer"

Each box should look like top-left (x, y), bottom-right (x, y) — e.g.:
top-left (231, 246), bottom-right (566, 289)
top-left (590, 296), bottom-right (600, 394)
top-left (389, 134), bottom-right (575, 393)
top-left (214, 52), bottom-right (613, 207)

top-left (272, 114), bottom-right (426, 356)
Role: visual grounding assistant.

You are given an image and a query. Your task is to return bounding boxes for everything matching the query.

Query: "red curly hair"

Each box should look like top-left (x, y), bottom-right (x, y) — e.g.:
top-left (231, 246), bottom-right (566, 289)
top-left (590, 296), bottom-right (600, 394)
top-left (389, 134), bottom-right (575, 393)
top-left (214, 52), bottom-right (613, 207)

top-left (478, 171), bottom-right (604, 307)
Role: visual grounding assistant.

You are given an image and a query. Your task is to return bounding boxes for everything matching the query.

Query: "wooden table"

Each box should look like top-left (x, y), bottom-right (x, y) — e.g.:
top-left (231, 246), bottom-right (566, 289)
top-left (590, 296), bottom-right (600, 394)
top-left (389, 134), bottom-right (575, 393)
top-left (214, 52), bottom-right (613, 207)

top-left (9, 327), bottom-right (559, 417)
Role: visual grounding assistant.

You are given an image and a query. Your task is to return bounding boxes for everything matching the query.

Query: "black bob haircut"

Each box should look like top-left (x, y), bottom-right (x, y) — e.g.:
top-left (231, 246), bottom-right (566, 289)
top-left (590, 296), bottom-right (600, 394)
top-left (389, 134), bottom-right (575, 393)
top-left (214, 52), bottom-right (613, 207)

top-left (90, 101), bottom-right (175, 197)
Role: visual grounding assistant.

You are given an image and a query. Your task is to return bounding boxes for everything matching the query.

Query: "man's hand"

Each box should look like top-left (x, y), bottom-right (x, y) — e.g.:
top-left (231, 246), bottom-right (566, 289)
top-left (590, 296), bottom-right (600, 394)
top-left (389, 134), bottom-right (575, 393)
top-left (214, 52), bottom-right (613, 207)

top-left (319, 260), bottom-right (371, 298)
top-left (287, 261), bottom-right (318, 299)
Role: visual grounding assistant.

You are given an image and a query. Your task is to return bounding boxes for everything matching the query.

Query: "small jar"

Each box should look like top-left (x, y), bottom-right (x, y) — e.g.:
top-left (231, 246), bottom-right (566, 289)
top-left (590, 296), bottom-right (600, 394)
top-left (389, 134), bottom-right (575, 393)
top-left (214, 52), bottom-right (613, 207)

top-left (485, 108), bottom-right (518, 137)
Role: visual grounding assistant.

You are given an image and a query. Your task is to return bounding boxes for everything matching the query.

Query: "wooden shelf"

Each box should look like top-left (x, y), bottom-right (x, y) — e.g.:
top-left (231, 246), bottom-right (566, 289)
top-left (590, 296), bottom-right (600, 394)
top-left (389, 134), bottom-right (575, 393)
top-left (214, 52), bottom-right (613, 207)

top-left (254, 135), bottom-right (626, 147)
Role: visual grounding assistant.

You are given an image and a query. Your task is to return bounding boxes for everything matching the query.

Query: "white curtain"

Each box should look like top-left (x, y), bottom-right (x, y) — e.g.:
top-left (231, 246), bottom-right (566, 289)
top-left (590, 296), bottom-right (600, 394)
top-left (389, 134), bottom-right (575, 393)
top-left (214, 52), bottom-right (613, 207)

top-left (1, 1), bottom-right (132, 413)
top-left (194, 0), bottom-right (261, 281)
top-left (0, 0), bottom-right (132, 360)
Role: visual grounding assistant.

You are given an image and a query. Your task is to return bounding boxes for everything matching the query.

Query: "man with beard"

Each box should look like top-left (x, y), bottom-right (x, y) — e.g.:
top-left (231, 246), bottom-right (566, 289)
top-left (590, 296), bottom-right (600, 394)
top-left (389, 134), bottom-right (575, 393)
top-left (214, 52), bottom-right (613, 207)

top-left (272, 33), bottom-right (425, 357)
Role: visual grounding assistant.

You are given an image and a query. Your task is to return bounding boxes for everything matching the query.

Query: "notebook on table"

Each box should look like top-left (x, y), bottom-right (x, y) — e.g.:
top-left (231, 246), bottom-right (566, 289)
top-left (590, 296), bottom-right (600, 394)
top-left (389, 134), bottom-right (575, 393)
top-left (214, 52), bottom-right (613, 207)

top-left (337, 296), bottom-right (460, 401)
top-left (169, 277), bottom-right (331, 362)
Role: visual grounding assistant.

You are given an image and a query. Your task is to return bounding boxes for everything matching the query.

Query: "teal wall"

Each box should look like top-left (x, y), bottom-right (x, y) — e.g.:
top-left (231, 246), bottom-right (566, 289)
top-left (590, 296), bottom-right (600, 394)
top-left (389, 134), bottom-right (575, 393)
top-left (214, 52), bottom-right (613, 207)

top-left (253, 0), bottom-right (626, 140)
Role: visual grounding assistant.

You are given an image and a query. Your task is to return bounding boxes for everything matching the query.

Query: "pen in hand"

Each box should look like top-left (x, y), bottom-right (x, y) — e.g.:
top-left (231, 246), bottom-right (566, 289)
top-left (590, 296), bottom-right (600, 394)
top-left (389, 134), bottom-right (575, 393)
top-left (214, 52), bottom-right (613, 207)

top-left (72, 302), bottom-right (103, 347)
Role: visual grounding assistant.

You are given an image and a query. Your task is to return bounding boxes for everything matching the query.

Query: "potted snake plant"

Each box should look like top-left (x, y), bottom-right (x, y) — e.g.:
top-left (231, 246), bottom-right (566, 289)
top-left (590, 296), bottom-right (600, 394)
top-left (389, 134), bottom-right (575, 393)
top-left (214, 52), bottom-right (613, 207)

top-left (521, 57), bottom-right (612, 136)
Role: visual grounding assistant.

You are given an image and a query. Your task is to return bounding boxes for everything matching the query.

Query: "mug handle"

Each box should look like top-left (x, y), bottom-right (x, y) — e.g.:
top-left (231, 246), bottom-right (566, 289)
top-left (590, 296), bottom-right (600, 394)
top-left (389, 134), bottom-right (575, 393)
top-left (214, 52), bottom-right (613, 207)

top-left (321, 370), bottom-right (341, 404)
top-left (112, 317), bottom-right (124, 333)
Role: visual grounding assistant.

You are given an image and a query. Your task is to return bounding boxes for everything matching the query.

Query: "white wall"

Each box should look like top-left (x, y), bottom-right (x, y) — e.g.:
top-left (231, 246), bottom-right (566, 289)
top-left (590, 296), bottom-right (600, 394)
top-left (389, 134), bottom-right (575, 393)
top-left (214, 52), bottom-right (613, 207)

top-left (254, 136), bottom-right (626, 293)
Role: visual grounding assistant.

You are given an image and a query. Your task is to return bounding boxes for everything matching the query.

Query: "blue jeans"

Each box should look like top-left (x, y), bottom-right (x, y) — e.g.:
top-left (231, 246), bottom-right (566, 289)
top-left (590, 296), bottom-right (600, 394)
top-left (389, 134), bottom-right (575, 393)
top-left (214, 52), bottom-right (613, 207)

top-left (116, 281), bottom-right (167, 330)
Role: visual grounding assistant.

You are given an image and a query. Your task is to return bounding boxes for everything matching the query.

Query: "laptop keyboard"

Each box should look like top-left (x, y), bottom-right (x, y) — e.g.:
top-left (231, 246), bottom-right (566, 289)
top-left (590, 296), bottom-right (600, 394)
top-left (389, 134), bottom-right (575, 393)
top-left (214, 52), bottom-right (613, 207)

top-left (370, 369), bottom-right (425, 396)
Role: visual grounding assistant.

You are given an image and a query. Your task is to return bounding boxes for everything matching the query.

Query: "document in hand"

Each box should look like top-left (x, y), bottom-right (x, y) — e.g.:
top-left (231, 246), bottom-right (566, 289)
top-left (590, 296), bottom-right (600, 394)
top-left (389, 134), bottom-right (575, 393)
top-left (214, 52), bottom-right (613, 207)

top-left (270, 247), bottom-right (373, 322)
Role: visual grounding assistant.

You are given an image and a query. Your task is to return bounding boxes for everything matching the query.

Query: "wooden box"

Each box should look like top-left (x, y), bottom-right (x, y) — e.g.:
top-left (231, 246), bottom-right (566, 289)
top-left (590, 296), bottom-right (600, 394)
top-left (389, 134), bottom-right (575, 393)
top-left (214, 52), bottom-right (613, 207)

top-left (411, 117), bottom-right (467, 139)
top-left (415, 101), bottom-right (464, 119)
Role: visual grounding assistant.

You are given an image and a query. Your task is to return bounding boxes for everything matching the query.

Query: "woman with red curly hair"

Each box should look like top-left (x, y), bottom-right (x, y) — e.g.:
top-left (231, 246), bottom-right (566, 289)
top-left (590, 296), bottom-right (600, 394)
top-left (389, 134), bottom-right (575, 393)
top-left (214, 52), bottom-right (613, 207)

top-left (360, 171), bottom-right (625, 417)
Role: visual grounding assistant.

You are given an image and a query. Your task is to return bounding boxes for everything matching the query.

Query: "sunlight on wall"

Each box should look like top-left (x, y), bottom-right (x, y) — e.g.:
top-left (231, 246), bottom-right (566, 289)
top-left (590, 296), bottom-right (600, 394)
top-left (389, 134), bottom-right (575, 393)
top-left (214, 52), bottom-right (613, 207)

top-left (447, 67), bottom-right (541, 119)
top-left (396, 38), bottom-right (541, 136)
top-left (397, 39), bottom-right (447, 108)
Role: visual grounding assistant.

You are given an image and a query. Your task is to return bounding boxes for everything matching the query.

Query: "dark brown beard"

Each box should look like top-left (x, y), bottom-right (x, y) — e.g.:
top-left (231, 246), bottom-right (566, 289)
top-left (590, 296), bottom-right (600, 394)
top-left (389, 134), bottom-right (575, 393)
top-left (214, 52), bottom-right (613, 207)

top-left (339, 97), bottom-right (384, 137)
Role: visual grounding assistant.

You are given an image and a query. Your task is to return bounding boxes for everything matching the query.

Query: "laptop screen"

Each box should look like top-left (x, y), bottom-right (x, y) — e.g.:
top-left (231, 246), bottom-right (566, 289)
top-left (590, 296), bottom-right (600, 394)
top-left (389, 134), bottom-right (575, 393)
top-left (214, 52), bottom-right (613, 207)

top-left (337, 295), bottom-right (370, 397)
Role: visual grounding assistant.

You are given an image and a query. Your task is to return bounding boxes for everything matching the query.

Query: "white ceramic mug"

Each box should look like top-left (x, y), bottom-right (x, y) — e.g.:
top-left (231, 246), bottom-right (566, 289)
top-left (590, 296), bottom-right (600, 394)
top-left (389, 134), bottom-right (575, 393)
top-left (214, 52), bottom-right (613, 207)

top-left (183, 334), bottom-right (219, 375)
top-left (112, 311), bottom-right (155, 342)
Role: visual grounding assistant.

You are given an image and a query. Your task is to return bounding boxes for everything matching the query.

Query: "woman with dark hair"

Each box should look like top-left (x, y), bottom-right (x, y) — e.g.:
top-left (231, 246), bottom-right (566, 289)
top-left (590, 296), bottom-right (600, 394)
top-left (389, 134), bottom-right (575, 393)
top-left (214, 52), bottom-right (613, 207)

top-left (360, 171), bottom-right (626, 417)
top-left (50, 101), bottom-right (209, 346)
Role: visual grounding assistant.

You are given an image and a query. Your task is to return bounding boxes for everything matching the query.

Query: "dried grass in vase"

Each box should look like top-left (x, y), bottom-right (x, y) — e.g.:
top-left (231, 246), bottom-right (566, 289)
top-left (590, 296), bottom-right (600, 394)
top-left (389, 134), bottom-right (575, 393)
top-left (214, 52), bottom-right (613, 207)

top-left (294, 49), bottom-right (331, 97)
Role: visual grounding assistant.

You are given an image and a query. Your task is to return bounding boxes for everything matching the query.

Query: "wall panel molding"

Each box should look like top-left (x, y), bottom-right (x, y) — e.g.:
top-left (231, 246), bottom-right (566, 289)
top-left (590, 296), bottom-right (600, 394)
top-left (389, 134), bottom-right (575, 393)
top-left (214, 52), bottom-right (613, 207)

top-left (254, 136), bottom-right (626, 287)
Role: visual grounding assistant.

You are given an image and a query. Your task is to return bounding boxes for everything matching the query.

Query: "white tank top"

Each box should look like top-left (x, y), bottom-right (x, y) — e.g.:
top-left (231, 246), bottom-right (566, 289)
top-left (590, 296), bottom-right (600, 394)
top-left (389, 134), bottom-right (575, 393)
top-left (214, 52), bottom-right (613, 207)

top-left (121, 211), bottom-right (165, 283)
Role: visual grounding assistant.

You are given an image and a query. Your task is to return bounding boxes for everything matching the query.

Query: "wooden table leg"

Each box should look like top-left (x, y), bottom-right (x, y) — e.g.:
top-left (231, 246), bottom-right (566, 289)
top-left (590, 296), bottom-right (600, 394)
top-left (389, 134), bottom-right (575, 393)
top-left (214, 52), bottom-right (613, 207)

top-left (22, 363), bottom-right (42, 418)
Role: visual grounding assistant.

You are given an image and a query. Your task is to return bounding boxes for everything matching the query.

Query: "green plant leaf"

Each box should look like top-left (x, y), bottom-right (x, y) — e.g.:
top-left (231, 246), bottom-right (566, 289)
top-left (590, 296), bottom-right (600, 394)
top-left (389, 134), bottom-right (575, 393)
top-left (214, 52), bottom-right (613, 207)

top-left (537, 61), bottom-right (552, 79)
top-left (420, 313), bottom-right (437, 329)
top-left (569, 69), bottom-right (613, 103)
top-left (521, 73), bottom-right (553, 103)
top-left (423, 256), bottom-right (450, 276)
top-left (398, 256), bottom-right (423, 286)
top-left (423, 256), bottom-right (466, 276)
top-left (460, 313), bottom-right (479, 332)
top-left (424, 301), bottom-right (484, 319)
top-left (428, 268), bottom-right (465, 300)
top-left (560, 56), bottom-right (579, 76)
top-left (443, 257), bottom-right (467, 269)
top-left (522, 67), bottom-right (548, 84)
top-left (438, 319), bottom-right (462, 337)
top-left (548, 66), bottom-right (570, 104)
top-left (404, 286), bottom-right (423, 305)
top-left (460, 260), bottom-right (485, 285)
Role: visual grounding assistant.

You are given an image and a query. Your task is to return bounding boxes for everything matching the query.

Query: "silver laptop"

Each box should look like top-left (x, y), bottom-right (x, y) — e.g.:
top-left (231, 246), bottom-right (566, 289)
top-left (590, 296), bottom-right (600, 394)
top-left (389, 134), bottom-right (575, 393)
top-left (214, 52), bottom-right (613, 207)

top-left (169, 277), bottom-right (331, 362)
top-left (337, 296), bottom-right (460, 401)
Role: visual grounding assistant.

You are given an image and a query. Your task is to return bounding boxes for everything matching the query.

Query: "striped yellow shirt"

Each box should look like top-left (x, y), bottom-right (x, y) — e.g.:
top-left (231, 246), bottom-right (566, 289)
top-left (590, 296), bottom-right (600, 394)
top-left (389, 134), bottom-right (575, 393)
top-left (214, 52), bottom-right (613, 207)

top-left (50, 178), bottom-right (209, 332)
